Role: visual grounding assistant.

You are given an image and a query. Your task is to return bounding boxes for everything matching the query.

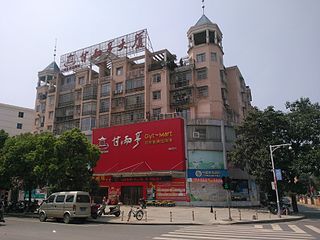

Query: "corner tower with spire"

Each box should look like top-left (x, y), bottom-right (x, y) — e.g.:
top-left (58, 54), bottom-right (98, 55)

top-left (186, 12), bottom-right (251, 123)
top-left (186, 13), bottom-right (227, 120)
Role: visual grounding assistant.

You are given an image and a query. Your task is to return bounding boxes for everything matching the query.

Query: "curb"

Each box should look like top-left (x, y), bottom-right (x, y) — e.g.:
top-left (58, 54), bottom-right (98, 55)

top-left (5, 213), bottom-right (306, 226)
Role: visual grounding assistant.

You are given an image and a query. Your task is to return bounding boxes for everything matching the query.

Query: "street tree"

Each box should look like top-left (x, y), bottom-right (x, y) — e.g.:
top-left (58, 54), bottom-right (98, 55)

top-left (230, 98), bottom-right (320, 212)
top-left (0, 129), bottom-right (10, 189)
top-left (0, 133), bottom-right (40, 202)
top-left (50, 128), bottom-right (100, 192)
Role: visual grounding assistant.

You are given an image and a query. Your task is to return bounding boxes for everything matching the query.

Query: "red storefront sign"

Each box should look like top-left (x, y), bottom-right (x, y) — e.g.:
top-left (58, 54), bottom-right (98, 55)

top-left (92, 118), bottom-right (186, 174)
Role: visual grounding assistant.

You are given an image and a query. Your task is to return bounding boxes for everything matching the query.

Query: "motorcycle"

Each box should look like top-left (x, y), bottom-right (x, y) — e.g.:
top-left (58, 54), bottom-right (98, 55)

top-left (91, 203), bottom-right (121, 219)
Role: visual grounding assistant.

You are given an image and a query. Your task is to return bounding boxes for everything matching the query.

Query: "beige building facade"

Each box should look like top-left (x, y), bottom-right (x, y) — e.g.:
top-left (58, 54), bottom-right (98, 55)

top-left (34, 14), bottom-right (258, 206)
top-left (0, 103), bottom-right (35, 136)
top-left (34, 15), bottom-right (252, 136)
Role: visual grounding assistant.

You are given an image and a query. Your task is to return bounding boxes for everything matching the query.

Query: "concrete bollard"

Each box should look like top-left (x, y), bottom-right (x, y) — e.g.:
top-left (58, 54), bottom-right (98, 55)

top-left (145, 211), bottom-right (147, 222)
top-left (192, 210), bottom-right (195, 221)
top-left (170, 211), bottom-right (173, 222)
top-left (238, 209), bottom-right (241, 220)
top-left (121, 210), bottom-right (124, 221)
top-left (255, 210), bottom-right (258, 220)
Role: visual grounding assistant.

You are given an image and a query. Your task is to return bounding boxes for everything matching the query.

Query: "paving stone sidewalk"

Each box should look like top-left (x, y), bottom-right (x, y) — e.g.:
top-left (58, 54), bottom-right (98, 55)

top-left (90, 205), bottom-right (304, 225)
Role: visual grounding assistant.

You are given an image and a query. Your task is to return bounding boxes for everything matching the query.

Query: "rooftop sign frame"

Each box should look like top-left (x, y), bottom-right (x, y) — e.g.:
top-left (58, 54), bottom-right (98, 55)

top-left (60, 29), bottom-right (152, 73)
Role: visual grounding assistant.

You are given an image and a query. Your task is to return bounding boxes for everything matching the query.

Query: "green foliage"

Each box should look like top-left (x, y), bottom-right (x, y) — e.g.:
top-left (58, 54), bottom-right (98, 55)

top-left (0, 129), bottom-right (100, 197)
top-left (50, 128), bottom-right (100, 192)
top-left (0, 129), bottom-right (9, 151)
top-left (230, 98), bottom-right (320, 196)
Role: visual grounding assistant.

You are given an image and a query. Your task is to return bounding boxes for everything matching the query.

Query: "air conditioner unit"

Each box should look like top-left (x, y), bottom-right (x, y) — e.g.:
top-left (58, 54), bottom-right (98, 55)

top-left (193, 131), bottom-right (200, 138)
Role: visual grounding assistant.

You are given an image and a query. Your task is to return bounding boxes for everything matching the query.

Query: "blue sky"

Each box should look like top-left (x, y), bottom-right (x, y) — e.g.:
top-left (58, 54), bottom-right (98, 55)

top-left (0, 0), bottom-right (319, 111)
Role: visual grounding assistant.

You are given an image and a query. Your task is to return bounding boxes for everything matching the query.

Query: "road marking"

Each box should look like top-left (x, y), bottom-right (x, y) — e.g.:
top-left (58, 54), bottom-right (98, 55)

top-left (154, 225), bottom-right (314, 240)
top-left (254, 225), bottom-right (263, 229)
top-left (271, 224), bottom-right (282, 231)
top-left (288, 225), bottom-right (306, 233)
top-left (305, 225), bottom-right (320, 234)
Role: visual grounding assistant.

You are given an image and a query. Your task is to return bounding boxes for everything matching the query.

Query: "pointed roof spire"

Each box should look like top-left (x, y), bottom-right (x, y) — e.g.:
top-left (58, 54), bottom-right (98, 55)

top-left (195, 14), bottom-right (214, 27)
top-left (41, 61), bottom-right (60, 73)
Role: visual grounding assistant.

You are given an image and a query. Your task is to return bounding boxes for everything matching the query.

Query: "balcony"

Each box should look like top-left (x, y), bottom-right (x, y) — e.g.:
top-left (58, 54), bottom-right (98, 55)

top-left (170, 88), bottom-right (194, 107)
top-left (148, 61), bottom-right (165, 71)
top-left (125, 102), bottom-right (144, 111)
top-left (100, 76), bottom-right (111, 83)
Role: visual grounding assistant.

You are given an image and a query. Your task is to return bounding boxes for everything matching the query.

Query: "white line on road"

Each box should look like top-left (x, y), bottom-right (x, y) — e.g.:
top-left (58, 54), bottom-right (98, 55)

top-left (254, 225), bottom-right (263, 229)
top-left (305, 225), bottom-right (320, 234)
top-left (288, 225), bottom-right (306, 233)
top-left (271, 224), bottom-right (283, 231)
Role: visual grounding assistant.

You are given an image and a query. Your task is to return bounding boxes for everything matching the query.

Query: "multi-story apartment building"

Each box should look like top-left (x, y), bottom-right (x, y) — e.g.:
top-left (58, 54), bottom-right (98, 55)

top-left (0, 103), bottom-right (35, 136)
top-left (34, 14), bottom-right (257, 206)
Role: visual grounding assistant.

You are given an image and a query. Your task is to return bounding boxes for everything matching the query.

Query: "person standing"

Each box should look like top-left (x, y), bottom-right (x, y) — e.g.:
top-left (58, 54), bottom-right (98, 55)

top-left (0, 197), bottom-right (5, 223)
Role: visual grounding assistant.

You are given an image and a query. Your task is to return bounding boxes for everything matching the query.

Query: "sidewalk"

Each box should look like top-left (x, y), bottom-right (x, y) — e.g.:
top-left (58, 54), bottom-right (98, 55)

top-left (89, 206), bottom-right (305, 225)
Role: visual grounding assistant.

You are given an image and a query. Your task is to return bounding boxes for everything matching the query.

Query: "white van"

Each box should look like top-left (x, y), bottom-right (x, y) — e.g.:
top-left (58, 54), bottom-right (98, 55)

top-left (38, 191), bottom-right (91, 223)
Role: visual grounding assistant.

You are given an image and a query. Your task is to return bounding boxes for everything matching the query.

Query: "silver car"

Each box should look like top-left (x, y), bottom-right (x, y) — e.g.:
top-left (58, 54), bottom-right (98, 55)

top-left (38, 191), bottom-right (91, 223)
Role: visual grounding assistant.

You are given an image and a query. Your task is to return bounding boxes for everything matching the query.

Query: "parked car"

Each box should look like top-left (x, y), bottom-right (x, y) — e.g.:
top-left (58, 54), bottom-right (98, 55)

top-left (38, 191), bottom-right (91, 224)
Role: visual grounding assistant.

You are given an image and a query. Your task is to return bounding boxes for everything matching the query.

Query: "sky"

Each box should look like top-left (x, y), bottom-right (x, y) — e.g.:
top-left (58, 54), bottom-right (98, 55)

top-left (0, 0), bottom-right (319, 111)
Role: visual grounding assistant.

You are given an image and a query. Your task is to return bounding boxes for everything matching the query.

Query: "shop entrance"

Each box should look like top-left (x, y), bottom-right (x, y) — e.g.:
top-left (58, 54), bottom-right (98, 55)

top-left (121, 186), bottom-right (142, 205)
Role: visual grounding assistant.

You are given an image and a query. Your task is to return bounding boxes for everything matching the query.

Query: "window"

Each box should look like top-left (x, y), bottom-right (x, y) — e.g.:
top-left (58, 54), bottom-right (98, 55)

top-left (116, 66), bottom-right (123, 76)
top-left (18, 112), bottom-right (24, 118)
top-left (48, 111), bottom-right (54, 119)
top-left (78, 76), bottom-right (85, 85)
top-left (101, 83), bottom-right (110, 97)
top-left (81, 117), bottom-right (96, 131)
top-left (220, 56), bottom-right (224, 65)
top-left (211, 52), bottom-right (217, 62)
top-left (196, 68), bottom-right (207, 80)
top-left (152, 91), bottom-right (161, 100)
top-left (55, 195), bottom-right (65, 203)
top-left (197, 86), bottom-right (209, 97)
top-left (48, 195), bottom-right (55, 203)
top-left (209, 31), bottom-right (215, 43)
top-left (126, 77), bottom-right (144, 91)
top-left (100, 99), bottom-right (110, 113)
top-left (17, 123), bottom-right (23, 129)
top-left (48, 95), bottom-right (54, 105)
top-left (66, 195), bottom-right (74, 203)
top-left (115, 82), bottom-right (123, 94)
top-left (99, 115), bottom-right (109, 128)
top-left (152, 73), bottom-right (161, 83)
top-left (194, 31), bottom-right (206, 45)
top-left (196, 53), bottom-right (206, 63)
top-left (152, 108), bottom-right (161, 117)
top-left (76, 195), bottom-right (90, 203)
top-left (82, 102), bottom-right (97, 115)
top-left (125, 94), bottom-right (144, 109)
top-left (47, 125), bottom-right (52, 131)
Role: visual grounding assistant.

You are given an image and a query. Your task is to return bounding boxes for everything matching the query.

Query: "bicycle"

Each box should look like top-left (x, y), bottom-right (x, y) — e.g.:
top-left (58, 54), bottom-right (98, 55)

top-left (127, 206), bottom-right (144, 221)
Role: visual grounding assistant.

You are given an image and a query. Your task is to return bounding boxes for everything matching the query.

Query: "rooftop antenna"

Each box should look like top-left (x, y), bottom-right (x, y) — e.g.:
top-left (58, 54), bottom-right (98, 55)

top-left (202, 0), bottom-right (205, 15)
top-left (53, 38), bottom-right (57, 62)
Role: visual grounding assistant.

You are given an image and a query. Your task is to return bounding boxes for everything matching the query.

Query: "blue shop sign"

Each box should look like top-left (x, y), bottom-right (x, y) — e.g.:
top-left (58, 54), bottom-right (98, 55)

top-left (187, 169), bottom-right (229, 178)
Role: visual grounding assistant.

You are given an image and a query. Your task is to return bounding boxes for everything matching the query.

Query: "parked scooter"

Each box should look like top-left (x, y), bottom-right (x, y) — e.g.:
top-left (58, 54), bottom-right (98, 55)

top-left (91, 203), bottom-right (121, 219)
top-left (267, 201), bottom-right (290, 215)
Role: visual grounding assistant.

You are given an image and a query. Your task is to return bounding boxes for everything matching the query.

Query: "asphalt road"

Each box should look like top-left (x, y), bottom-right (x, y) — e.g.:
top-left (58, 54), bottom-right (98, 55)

top-left (0, 204), bottom-right (319, 240)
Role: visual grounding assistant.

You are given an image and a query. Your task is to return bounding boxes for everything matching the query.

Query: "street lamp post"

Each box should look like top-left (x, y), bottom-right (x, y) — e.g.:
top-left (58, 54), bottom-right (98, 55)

top-left (269, 143), bottom-right (291, 218)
